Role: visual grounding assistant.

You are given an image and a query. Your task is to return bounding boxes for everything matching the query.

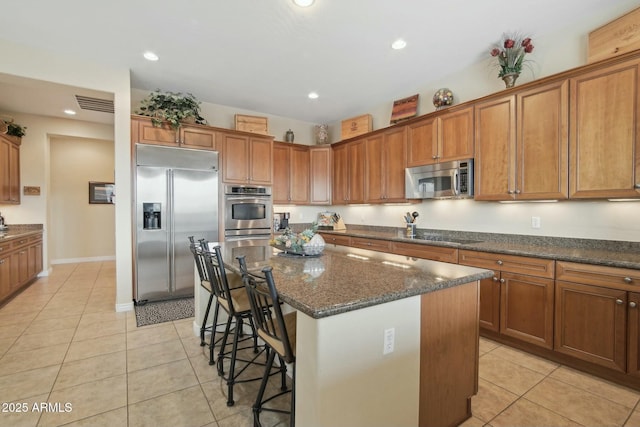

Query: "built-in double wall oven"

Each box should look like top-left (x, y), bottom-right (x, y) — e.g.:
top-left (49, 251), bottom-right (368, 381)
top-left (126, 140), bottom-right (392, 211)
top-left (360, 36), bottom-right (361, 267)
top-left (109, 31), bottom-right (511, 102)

top-left (223, 185), bottom-right (273, 241)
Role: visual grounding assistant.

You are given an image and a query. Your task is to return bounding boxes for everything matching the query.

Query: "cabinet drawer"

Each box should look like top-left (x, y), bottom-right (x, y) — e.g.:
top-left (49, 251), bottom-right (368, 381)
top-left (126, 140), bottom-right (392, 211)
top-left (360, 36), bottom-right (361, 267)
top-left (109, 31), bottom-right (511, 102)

top-left (27, 235), bottom-right (42, 244)
top-left (459, 250), bottom-right (555, 279)
top-left (392, 241), bottom-right (458, 263)
top-left (556, 261), bottom-right (640, 290)
top-left (350, 237), bottom-right (392, 252)
top-left (11, 237), bottom-right (30, 250)
top-left (0, 241), bottom-right (10, 254)
top-left (320, 233), bottom-right (352, 247)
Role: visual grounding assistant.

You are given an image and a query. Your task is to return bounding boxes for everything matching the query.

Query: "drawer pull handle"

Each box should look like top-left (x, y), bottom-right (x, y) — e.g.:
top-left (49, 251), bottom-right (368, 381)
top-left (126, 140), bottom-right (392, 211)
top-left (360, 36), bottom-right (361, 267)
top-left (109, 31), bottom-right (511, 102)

top-left (616, 299), bottom-right (624, 305)
top-left (497, 260), bottom-right (503, 266)
top-left (624, 277), bottom-right (633, 284)
top-left (630, 302), bottom-right (638, 308)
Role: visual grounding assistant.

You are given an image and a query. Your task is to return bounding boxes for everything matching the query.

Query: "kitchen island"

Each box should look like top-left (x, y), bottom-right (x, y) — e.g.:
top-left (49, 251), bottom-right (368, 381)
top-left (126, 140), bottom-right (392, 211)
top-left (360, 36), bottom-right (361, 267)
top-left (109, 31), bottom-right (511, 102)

top-left (195, 240), bottom-right (493, 427)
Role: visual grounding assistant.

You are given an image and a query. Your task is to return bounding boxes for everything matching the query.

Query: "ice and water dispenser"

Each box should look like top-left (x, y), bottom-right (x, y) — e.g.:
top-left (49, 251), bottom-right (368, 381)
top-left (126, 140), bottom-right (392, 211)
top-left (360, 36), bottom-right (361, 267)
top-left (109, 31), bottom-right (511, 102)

top-left (143, 203), bottom-right (161, 229)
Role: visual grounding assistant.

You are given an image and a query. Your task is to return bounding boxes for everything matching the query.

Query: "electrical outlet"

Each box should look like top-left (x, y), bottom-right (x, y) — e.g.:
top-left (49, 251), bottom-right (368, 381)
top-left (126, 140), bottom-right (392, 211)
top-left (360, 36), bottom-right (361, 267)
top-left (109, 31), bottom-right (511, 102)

top-left (531, 216), bottom-right (541, 229)
top-left (383, 327), bottom-right (395, 355)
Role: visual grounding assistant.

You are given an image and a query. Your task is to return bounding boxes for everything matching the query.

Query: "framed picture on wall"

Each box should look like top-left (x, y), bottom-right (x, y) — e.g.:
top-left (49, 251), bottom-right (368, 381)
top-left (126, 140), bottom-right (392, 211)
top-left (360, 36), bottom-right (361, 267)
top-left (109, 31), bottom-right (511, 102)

top-left (89, 181), bottom-right (115, 204)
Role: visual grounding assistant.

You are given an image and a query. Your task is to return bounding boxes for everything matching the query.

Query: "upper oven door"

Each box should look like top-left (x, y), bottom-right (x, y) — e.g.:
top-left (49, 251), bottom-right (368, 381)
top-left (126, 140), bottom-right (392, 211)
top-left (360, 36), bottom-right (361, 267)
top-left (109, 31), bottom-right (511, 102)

top-left (224, 196), bottom-right (272, 231)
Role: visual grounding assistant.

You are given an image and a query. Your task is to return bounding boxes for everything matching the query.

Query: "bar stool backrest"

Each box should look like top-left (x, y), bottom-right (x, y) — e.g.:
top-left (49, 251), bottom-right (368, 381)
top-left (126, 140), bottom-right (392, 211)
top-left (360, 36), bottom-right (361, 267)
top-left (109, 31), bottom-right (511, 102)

top-left (189, 237), bottom-right (212, 293)
top-left (237, 256), bottom-right (295, 364)
top-left (202, 243), bottom-right (238, 316)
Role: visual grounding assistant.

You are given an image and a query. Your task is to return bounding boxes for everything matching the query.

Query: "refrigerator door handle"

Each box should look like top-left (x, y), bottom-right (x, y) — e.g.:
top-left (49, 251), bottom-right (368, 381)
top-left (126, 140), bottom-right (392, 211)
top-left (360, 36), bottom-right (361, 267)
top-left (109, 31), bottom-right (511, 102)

top-left (167, 169), bottom-right (175, 293)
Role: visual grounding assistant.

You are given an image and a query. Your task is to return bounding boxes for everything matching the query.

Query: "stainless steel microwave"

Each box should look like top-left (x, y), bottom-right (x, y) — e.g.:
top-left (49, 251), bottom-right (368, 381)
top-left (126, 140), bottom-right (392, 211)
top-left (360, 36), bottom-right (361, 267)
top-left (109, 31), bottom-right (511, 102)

top-left (405, 159), bottom-right (474, 199)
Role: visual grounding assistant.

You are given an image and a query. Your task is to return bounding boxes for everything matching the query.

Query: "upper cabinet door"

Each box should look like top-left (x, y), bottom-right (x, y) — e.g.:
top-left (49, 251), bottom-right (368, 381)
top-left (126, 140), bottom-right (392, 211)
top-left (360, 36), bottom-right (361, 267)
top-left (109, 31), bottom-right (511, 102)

top-left (569, 58), bottom-right (640, 199)
top-left (516, 80), bottom-right (569, 200)
top-left (438, 106), bottom-right (474, 163)
top-left (474, 95), bottom-right (516, 201)
top-left (407, 116), bottom-right (438, 167)
top-left (309, 147), bottom-right (331, 205)
top-left (248, 137), bottom-right (273, 185)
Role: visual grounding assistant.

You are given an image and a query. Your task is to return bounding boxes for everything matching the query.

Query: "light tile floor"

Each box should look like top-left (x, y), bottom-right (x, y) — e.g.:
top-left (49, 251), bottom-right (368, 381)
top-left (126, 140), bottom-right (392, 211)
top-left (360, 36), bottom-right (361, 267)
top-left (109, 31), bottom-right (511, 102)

top-left (1, 261), bottom-right (640, 426)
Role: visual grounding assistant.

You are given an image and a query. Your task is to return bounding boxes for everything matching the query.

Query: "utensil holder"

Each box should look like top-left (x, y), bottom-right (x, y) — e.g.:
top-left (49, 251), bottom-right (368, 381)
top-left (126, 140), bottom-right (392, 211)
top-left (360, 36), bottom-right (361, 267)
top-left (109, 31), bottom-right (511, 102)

top-left (405, 223), bottom-right (416, 237)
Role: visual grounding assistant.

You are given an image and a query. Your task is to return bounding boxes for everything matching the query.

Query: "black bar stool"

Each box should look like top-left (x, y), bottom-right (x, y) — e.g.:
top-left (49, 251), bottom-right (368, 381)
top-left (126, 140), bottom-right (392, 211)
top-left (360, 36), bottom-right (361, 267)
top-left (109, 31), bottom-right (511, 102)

top-left (238, 255), bottom-right (296, 427)
top-left (202, 243), bottom-right (268, 407)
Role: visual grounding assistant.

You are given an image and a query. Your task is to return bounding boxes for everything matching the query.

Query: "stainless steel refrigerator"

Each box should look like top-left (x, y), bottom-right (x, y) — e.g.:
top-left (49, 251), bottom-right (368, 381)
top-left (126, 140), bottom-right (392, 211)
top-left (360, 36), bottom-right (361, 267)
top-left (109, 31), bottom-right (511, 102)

top-left (134, 144), bottom-right (218, 303)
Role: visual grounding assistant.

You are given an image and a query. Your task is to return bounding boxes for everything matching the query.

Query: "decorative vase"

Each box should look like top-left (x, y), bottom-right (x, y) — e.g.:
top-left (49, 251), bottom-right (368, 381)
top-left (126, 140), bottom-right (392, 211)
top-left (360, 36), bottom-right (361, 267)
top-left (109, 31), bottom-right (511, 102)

top-left (285, 129), bottom-right (295, 143)
top-left (502, 73), bottom-right (520, 88)
top-left (315, 124), bottom-right (329, 144)
top-left (432, 88), bottom-right (454, 110)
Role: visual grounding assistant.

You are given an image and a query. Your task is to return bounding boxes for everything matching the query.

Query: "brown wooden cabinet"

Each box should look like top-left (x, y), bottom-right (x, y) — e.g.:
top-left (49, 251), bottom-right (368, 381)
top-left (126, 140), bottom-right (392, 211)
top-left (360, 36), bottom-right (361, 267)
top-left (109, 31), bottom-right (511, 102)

top-left (221, 133), bottom-right (273, 185)
top-left (273, 142), bottom-right (309, 204)
top-left (569, 57), bottom-right (640, 199)
top-left (350, 236), bottom-right (392, 252)
top-left (309, 146), bottom-right (332, 205)
top-left (332, 139), bottom-right (365, 204)
top-left (407, 105), bottom-right (474, 167)
top-left (391, 241), bottom-right (458, 264)
top-left (475, 80), bottom-right (569, 201)
top-left (555, 261), bottom-right (640, 373)
top-left (365, 127), bottom-right (407, 202)
top-left (0, 134), bottom-right (21, 204)
top-left (132, 115), bottom-right (217, 150)
top-left (318, 233), bottom-right (352, 247)
top-left (459, 250), bottom-right (555, 349)
top-left (0, 233), bottom-right (43, 302)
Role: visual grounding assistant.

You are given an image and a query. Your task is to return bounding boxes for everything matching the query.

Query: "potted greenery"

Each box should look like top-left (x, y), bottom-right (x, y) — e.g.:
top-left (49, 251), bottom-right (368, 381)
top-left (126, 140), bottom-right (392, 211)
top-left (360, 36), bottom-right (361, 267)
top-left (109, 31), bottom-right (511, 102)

top-left (136, 89), bottom-right (207, 130)
top-left (2, 120), bottom-right (27, 137)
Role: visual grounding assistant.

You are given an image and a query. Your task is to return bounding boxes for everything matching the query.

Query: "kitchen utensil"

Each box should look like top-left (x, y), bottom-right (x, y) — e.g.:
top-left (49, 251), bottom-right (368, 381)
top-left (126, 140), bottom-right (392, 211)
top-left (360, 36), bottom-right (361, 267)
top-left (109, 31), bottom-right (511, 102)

top-left (411, 212), bottom-right (419, 223)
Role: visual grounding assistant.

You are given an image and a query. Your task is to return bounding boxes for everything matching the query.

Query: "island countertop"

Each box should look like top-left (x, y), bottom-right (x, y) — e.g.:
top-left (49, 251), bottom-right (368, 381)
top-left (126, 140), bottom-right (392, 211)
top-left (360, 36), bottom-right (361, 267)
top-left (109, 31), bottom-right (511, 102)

top-left (214, 241), bottom-right (493, 319)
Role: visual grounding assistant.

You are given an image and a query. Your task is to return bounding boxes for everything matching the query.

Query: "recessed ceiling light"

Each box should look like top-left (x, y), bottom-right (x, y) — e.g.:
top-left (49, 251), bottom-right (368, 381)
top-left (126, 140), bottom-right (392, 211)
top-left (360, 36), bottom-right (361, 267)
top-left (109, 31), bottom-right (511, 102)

top-left (308, 92), bottom-right (319, 99)
top-left (293, 0), bottom-right (314, 7)
top-left (63, 109), bottom-right (76, 115)
top-left (143, 51), bottom-right (159, 61)
top-left (391, 39), bottom-right (407, 50)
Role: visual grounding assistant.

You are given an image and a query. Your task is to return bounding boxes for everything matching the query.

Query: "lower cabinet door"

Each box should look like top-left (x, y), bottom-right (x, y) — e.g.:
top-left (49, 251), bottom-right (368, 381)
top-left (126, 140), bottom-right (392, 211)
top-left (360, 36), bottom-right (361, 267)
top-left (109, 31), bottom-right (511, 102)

top-left (479, 276), bottom-right (500, 332)
top-left (555, 281), bottom-right (626, 372)
top-left (500, 272), bottom-right (554, 349)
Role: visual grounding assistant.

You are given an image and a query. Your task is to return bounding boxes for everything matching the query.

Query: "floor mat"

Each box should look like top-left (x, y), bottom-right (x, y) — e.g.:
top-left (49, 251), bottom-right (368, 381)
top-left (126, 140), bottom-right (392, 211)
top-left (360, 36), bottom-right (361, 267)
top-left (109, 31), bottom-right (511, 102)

top-left (134, 297), bottom-right (194, 327)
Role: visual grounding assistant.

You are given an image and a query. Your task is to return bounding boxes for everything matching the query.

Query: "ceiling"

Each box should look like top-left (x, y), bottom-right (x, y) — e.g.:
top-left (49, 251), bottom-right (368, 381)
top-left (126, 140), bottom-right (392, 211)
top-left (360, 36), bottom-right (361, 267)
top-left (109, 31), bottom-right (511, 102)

top-left (0, 0), bottom-right (635, 125)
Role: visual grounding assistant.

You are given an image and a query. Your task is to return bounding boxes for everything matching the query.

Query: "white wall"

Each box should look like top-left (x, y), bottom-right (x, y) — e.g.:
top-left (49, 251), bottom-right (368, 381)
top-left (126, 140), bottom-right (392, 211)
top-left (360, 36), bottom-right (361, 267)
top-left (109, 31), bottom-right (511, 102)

top-left (276, 1), bottom-right (640, 243)
top-left (49, 136), bottom-right (115, 262)
top-left (0, 39), bottom-right (132, 311)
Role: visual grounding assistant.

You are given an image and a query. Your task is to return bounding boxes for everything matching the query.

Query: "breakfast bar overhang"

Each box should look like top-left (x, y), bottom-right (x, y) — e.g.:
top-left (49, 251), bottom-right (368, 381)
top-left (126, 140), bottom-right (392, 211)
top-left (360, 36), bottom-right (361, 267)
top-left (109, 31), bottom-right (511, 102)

top-left (195, 241), bottom-right (493, 427)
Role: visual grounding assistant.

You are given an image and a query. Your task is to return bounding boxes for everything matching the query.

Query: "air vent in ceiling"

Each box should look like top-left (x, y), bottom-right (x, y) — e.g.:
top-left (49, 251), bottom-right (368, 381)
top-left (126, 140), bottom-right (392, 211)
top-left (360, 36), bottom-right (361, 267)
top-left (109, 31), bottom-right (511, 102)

top-left (75, 95), bottom-right (114, 114)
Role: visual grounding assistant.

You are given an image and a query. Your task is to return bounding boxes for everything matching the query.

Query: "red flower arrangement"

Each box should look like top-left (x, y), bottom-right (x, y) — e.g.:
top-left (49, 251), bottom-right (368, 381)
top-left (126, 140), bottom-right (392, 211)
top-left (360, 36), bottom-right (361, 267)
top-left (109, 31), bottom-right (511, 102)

top-left (490, 33), bottom-right (535, 78)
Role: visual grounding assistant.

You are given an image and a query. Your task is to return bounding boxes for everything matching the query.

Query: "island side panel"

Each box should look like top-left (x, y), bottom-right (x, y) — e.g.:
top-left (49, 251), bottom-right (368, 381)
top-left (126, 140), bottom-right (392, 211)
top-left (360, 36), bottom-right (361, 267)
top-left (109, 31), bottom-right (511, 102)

top-left (296, 296), bottom-right (421, 427)
top-left (420, 281), bottom-right (480, 427)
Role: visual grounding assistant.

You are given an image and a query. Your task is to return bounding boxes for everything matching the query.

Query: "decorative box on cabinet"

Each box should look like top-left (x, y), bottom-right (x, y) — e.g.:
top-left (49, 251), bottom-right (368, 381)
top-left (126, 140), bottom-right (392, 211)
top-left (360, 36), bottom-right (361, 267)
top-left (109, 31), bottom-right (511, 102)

top-left (459, 250), bottom-right (555, 349)
top-left (407, 105), bottom-right (474, 167)
top-left (0, 134), bottom-right (21, 204)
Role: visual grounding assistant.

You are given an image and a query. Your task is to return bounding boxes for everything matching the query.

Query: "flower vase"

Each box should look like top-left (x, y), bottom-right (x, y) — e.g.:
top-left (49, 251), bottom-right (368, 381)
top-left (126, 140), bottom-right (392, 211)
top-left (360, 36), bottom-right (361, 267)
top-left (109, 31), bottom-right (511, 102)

top-left (502, 72), bottom-right (520, 88)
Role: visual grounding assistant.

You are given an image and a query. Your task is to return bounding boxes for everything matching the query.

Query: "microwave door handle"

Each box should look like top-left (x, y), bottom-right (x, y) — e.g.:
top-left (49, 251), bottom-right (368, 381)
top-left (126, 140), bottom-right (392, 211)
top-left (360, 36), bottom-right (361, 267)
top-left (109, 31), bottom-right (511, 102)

top-left (453, 170), bottom-right (459, 196)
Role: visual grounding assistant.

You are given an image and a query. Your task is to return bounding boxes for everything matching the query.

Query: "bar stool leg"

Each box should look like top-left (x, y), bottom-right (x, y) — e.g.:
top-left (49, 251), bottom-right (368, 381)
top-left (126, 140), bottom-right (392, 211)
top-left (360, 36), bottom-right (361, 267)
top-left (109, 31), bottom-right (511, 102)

top-left (208, 303), bottom-right (220, 364)
top-left (216, 317), bottom-right (233, 370)
top-left (253, 349), bottom-right (276, 427)
top-left (200, 293), bottom-right (215, 346)
top-left (226, 321), bottom-right (243, 407)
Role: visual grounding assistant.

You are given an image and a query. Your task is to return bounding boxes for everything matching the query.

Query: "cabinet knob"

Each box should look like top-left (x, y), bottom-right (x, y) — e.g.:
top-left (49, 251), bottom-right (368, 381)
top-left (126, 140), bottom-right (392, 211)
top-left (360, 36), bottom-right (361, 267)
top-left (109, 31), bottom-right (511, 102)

top-left (507, 190), bottom-right (514, 195)
top-left (624, 277), bottom-right (633, 284)
top-left (0, 259), bottom-right (3, 264)
top-left (497, 260), bottom-right (503, 266)
top-left (616, 299), bottom-right (624, 305)
top-left (432, 155), bottom-right (437, 159)
top-left (492, 276), bottom-right (499, 282)
top-left (515, 190), bottom-right (521, 194)
top-left (500, 278), bottom-right (505, 283)
top-left (635, 184), bottom-right (640, 189)
top-left (630, 302), bottom-right (638, 308)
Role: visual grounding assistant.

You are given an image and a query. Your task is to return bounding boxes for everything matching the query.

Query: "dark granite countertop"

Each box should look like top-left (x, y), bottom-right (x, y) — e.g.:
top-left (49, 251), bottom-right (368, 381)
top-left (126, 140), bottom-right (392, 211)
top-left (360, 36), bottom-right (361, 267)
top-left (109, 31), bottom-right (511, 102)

top-left (214, 241), bottom-right (493, 319)
top-left (317, 226), bottom-right (640, 270)
top-left (0, 224), bottom-right (43, 241)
